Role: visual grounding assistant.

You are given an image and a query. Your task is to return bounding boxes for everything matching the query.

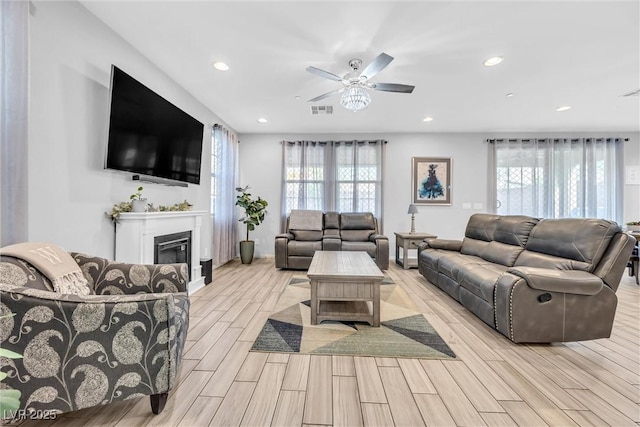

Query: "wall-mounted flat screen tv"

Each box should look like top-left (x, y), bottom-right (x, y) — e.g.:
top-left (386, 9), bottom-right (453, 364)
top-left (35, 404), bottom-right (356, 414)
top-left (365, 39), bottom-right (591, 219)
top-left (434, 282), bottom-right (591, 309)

top-left (105, 65), bottom-right (204, 185)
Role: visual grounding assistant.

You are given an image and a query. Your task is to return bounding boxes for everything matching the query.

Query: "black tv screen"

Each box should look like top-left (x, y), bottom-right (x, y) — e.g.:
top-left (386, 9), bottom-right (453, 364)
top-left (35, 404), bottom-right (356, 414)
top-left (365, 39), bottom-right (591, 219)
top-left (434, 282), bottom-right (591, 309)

top-left (105, 65), bottom-right (204, 185)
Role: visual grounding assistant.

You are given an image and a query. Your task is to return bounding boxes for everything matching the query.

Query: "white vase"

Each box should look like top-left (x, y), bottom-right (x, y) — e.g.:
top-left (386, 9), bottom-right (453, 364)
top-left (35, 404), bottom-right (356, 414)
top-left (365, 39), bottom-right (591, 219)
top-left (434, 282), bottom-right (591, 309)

top-left (131, 199), bottom-right (147, 212)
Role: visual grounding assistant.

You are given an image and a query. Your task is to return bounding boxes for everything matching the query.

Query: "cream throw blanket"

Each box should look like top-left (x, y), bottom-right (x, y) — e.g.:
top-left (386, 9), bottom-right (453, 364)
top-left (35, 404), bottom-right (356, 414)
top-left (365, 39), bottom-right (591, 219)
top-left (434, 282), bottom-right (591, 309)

top-left (0, 242), bottom-right (91, 295)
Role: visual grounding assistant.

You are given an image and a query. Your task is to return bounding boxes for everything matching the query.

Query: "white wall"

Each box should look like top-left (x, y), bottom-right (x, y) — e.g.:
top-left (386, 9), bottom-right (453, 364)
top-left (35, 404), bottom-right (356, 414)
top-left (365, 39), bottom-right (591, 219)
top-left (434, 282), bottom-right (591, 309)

top-left (28, 1), bottom-right (230, 259)
top-left (239, 132), bottom-right (640, 259)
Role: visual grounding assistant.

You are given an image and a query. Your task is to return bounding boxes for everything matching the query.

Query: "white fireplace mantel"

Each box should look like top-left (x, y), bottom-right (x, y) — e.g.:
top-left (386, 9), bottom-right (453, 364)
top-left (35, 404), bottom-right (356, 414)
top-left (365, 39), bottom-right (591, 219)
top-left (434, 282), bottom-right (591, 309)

top-left (115, 211), bottom-right (207, 294)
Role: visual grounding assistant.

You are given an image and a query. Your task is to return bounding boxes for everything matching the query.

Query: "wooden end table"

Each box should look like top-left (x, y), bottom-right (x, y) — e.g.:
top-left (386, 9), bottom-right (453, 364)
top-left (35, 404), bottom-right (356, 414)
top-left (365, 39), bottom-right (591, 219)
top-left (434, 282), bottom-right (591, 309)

top-left (395, 232), bottom-right (437, 269)
top-left (307, 251), bottom-right (384, 327)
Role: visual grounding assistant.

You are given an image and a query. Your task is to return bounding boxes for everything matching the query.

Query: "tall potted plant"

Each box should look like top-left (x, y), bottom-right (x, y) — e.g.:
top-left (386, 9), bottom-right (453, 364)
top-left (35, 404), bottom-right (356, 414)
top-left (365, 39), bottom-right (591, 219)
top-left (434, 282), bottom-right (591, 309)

top-left (235, 186), bottom-right (268, 264)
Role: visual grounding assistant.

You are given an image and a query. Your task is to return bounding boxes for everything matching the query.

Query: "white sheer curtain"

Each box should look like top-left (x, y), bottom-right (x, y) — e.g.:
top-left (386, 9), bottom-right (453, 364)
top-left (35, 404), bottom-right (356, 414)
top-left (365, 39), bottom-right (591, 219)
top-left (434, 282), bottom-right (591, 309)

top-left (1, 1), bottom-right (29, 246)
top-left (211, 124), bottom-right (239, 266)
top-left (281, 140), bottom-right (385, 230)
top-left (489, 138), bottom-right (624, 224)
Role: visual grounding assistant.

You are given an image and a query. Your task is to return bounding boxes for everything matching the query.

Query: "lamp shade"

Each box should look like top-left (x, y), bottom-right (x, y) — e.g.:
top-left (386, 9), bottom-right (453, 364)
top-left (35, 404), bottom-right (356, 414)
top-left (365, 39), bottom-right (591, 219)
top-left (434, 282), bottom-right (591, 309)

top-left (407, 204), bottom-right (419, 214)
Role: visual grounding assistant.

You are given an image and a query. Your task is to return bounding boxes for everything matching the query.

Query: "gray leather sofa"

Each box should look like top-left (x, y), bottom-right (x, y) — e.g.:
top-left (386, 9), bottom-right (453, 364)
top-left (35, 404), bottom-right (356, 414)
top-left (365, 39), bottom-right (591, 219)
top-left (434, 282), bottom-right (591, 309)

top-left (417, 213), bottom-right (635, 343)
top-left (275, 211), bottom-right (389, 270)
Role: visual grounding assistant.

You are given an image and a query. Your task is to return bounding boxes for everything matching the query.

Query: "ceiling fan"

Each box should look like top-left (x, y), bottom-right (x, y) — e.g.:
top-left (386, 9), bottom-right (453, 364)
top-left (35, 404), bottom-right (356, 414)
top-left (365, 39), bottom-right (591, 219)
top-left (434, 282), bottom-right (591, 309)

top-left (306, 52), bottom-right (415, 112)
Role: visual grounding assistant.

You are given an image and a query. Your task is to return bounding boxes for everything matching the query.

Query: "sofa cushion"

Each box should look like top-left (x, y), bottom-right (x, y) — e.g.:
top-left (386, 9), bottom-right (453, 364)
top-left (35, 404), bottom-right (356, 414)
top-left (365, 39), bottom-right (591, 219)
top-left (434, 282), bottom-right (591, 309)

top-left (341, 230), bottom-right (375, 242)
top-left (324, 212), bottom-right (340, 229)
top-left (419, 248), bottom-right (449, 272)
top-left (341, 241), bottom-right (376, 257)
top-left (493, 215), bottom-right (539, 246)
top-left (287, 241), bottom-right (322, 257)
top-left (514, 250), bottom-right (591, 271)
top-left (438, 252), bottom-right (484, 281)
top-left (460, 238), bottom-right (490, 258)
top-left (342, 241), bottom-right (376, 258)
top-left (464, 213), bottom-right (499, 241)
top-left (481, 241), bottom-right (524, 267)
top-left (458, 263), bottom-right (508, 302)
top-left (517, 218), bottom-right (620, 271)
top-left (323, 229), bottom-right (340, 239)
top-left (288, 210), bottom-right (323, 230)
top-left (340, 213), bottom-right (375, 230)
top-left (291, 230), bottom-right (323, 241)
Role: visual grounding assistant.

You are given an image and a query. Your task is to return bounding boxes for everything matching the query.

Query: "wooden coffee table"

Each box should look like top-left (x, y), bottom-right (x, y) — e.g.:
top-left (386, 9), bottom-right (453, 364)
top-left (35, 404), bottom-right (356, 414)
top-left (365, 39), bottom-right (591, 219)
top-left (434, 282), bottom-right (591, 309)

top-left (307, 251), bottom-right (384, 327)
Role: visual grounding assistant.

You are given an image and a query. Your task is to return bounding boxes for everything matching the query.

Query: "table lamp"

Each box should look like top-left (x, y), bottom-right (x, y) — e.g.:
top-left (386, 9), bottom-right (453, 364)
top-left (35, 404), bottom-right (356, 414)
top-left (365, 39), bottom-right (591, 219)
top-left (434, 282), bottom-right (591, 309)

top-left (407, 204), bottom-right (418, 234)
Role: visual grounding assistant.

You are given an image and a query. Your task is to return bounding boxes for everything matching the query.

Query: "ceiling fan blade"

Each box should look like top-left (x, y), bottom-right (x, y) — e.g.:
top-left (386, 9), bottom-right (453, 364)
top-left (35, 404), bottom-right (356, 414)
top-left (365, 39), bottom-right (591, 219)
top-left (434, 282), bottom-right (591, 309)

top-left (371, 83), bottom-right (415, 93)
top-left (308, 88), bottom-right (342, 102)
top-left (306, 66), bottom-right (343, 82)
top-left (359, 53), bottom-right (394, 80)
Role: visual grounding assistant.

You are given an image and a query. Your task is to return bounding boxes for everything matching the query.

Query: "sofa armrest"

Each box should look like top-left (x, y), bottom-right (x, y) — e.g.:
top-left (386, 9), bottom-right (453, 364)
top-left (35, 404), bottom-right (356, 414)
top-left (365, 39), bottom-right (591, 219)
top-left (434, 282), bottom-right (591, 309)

top-left (369, 233), bottom-right (388, 243)
top-left (322, 237), bottom-right (342, 251)
top-left (72, 253), bottom-right (188, 295)
top-left (506, 266), bottom-right (604, 295)
top-left (0, 283), bottom-right (188, 414)
top-left (370, 234), bottom-right (389, 270)
top-left (420, 239), bottom-right (463, 251)
top-left (275, 234), bottom-right (292, 268)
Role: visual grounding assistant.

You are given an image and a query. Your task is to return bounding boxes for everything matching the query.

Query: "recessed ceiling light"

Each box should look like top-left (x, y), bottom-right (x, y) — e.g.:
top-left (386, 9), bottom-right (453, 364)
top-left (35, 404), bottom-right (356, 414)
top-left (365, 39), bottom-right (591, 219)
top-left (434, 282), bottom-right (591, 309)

top-left (506, 93), bottom-right (514, 98)
top-left (257, 117), bottom-right (268, 123)
top-left (556, 105), bottom-right (571, 112)
top-left (294, 96), bottom-right (301, 100)
top-left (213, 62), bottom-right (229, 71)
top-left (483, 56), bottom-right (503, 67)
top-left (423, 116), bottom-right (434, 122)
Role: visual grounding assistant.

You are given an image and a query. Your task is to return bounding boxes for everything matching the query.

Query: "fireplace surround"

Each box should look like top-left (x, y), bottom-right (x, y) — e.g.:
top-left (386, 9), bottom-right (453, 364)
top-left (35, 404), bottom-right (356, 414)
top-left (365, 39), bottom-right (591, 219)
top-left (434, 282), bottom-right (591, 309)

top-left (115, 211), bottom-right (206, 293)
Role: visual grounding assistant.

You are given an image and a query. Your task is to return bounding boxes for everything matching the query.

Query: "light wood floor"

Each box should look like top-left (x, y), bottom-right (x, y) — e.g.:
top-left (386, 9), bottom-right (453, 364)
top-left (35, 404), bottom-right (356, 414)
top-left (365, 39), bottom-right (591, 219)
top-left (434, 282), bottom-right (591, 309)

top-left (18, 258), bottom-right (640, 426)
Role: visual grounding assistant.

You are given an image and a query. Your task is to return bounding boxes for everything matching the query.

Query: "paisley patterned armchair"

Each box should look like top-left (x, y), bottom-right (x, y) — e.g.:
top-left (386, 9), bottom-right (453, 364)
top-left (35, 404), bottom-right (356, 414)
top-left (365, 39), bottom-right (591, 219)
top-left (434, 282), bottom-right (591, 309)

top-left (0, 252), bottom-right (190, 420)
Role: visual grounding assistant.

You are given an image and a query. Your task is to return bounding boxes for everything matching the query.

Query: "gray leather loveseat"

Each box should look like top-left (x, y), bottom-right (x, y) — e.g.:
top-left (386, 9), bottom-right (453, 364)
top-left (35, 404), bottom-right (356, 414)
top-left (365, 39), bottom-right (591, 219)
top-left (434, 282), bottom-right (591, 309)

top-left (418, 213), bottom-right (635, 343)
top-left (275, 210), bottom-right (389, 270)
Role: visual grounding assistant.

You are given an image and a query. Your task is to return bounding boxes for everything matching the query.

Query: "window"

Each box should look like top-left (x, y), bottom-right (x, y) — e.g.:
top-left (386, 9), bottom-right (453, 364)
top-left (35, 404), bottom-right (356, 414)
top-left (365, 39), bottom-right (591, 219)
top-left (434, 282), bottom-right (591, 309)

top-left (211, 125), bottom-right (239, 266)
top-left (282, 140), bottom-right (385, 227)
top-left (490, 138), bottom-right (624, 223)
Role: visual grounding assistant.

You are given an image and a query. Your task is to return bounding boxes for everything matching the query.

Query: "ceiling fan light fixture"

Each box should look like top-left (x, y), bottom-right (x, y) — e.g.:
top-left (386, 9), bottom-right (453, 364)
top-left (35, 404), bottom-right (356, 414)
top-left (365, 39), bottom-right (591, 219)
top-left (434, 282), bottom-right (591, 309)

top-left (483, 56), bottom-right (503, 67)
top-left (340, 86), bottom-right (371, 112)
top-left (213, 61), bottom-right (229, 71)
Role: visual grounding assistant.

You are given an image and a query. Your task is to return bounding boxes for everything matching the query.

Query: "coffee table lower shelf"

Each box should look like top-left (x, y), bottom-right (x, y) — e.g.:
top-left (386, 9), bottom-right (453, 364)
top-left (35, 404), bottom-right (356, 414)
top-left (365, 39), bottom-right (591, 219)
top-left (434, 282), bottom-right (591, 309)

top-left (315, 300), bottom-right (375, 325)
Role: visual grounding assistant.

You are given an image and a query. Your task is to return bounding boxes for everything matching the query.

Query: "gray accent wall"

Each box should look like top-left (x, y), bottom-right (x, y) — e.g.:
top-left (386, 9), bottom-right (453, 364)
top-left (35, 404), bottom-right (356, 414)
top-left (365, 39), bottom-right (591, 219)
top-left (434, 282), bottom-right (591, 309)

top-left (239, 133), bottom-right (639, 259)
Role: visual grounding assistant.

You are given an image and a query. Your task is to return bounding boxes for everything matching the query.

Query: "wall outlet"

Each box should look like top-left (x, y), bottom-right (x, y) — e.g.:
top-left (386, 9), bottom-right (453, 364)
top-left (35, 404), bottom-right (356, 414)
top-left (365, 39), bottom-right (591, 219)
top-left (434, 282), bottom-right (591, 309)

top-left (462, 202), bottom-right (472, 210)
top-left (626, 166), bottom-right (640, 185)
top-left (255, 238), bottom-right (260, 246)
top-left (473, 202), bottom-right (483, 210)
top-left (203, 247), bottom-right (209, 258)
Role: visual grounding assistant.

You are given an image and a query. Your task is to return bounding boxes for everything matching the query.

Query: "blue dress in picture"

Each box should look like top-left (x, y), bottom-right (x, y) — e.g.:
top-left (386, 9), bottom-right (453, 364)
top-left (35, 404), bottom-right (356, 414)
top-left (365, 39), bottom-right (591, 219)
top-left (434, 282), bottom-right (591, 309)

top-left (419, 164), bottom-right (445, 199)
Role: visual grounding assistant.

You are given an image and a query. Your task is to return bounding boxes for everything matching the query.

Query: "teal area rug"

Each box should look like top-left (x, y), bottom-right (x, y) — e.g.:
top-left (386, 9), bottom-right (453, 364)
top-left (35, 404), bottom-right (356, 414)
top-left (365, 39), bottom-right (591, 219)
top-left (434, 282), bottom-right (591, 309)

top-left (251, 277), bottom-right (455, 359)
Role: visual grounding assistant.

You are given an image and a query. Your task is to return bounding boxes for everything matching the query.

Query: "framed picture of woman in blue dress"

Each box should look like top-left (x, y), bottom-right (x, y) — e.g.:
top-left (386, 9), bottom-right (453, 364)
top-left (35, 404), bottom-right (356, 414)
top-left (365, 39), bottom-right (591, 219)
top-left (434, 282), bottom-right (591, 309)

top-left (412, 157), bottom-right (451, 205)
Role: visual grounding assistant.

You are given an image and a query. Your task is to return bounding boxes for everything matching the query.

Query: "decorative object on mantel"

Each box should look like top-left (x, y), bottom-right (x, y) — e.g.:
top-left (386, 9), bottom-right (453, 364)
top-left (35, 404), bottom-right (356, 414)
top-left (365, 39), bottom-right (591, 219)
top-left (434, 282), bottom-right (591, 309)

top-left (626, 221), bottom-right (640, 232)
top-left (235, 186), bottom-right (268, 264)
top-left (107, 185), bottom-right (192, 223)
top-left (407, 204), bottom-right (418, 234)
top-left (107, 201), bottom-right (132, 223)
top-left (130, 186), bottom-right (147, 212)
top-left (147, 201), bottom-right (193, 212)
